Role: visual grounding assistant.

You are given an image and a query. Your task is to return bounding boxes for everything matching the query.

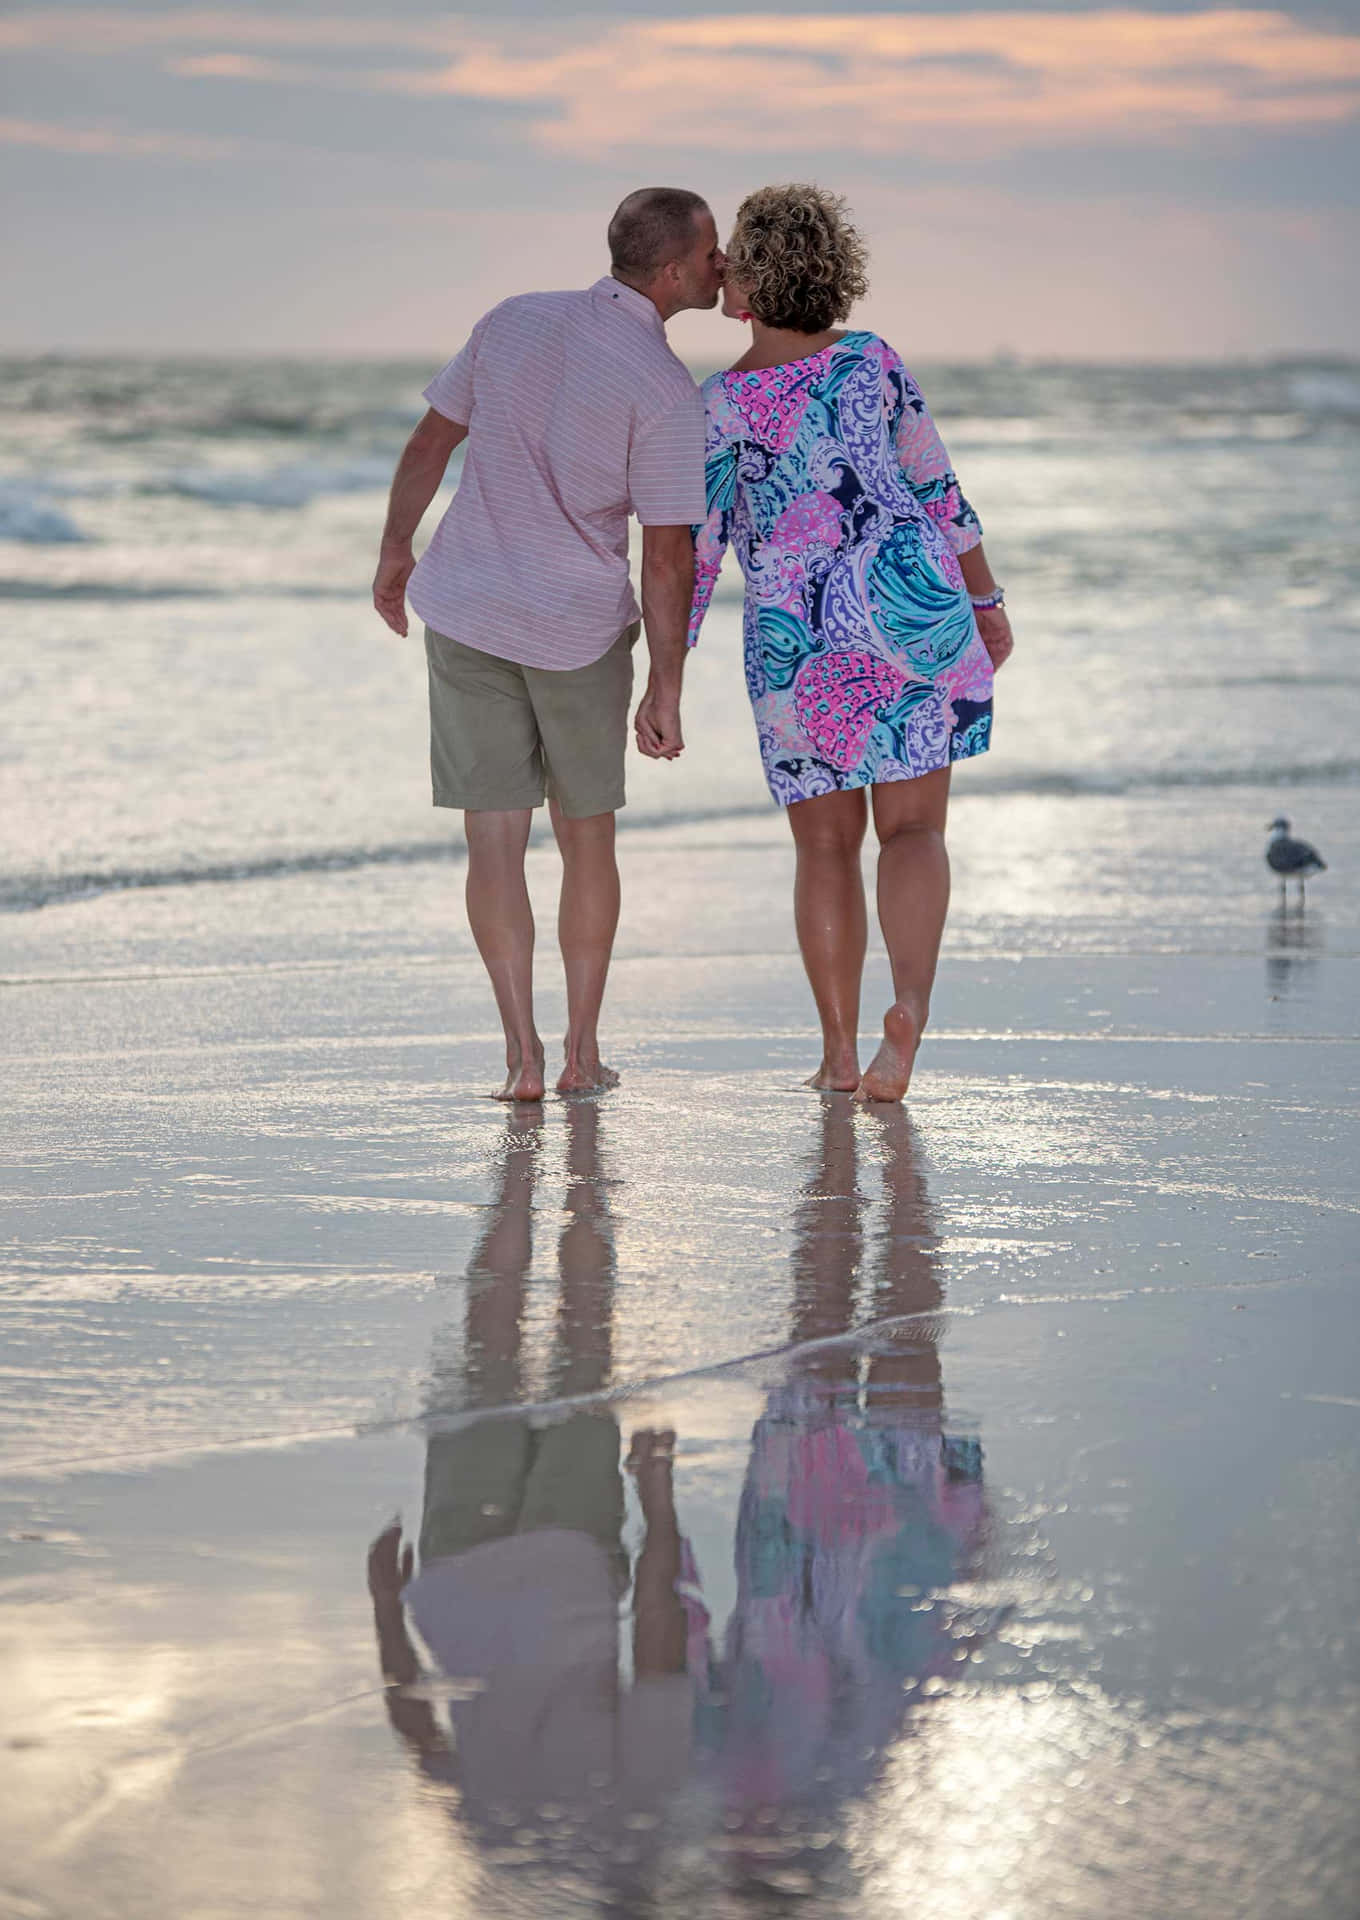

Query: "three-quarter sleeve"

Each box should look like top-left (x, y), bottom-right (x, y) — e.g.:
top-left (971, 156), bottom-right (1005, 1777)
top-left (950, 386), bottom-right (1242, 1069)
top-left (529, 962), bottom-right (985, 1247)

top-left (422, 307), bottom-right (495, 425)
top-left (687, 402), bottom-right (737, 647)
top-left (887, 351), bottom-right (983, 554)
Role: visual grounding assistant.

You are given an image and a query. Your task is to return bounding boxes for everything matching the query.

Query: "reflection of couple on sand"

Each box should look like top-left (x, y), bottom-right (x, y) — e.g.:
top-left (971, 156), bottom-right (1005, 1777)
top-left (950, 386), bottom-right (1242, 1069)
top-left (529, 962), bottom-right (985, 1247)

top-left (367, 1102), bottom-right (987, 1883)
top-left (373, 185), bottom-right (1015, 1106)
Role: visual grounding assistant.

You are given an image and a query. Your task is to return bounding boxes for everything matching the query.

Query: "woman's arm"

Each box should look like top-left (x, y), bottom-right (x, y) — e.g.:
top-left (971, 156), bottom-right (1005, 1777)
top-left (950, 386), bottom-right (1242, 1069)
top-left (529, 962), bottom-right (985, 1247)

top-left (890, 363), bottom-right (982, 556)
top-left (889, 353), bottom-right (1012, 671)
top-left (958, 545), bottom-right (1014, 671)
top-left (688, 493), bottom-right (731, 648)
top-left (686, 403), bottom-right (737, 647)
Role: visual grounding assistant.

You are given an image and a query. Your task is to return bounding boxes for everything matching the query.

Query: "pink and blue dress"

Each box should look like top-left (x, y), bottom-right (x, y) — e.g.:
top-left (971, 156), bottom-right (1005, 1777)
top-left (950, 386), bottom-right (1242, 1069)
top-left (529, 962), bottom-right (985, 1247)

top-left (688, 331), bottom-right (994, 807)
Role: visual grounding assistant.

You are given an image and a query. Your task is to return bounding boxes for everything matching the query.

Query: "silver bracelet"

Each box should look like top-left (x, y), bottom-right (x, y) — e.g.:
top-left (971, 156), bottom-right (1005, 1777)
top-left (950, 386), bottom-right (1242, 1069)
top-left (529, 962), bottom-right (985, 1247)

top-left (970, 586), bottom-right (1005, 610)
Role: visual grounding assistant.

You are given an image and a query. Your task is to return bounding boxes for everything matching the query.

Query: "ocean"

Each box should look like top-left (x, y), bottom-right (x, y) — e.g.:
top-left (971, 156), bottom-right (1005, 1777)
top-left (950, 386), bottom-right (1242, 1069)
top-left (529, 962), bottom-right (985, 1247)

top-left (2, 352), bottom-right (1358, 929)
top-left (3, 354), bottom-right (1358, 1917)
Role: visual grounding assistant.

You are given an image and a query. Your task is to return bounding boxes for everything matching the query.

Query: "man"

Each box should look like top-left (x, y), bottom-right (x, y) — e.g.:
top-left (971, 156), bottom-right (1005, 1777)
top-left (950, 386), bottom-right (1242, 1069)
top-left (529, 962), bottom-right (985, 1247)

top-left (367, 1105), bottom-right (694, 1861)
top-left (373, 188), bottom-right (724, 1099)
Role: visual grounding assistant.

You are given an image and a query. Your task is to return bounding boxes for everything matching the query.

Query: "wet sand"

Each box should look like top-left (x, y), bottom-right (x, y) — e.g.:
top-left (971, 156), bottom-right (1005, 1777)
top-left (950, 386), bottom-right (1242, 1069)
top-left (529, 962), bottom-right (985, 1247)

top-left (2, 798), bottom-right (1357, 1918)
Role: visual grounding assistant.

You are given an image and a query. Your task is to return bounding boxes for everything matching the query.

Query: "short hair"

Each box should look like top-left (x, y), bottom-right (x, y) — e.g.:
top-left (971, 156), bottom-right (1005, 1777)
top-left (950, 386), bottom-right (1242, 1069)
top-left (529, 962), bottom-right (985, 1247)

top-left (608, 187), bottom-right (709, 281)
top-left (726, 184), bottom-right (869, 334)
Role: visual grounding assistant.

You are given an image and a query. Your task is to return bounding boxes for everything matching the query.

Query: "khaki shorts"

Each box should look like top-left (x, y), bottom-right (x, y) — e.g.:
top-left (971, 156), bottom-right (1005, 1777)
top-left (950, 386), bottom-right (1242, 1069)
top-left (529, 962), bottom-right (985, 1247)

top-left (425, 622), bottom-right (640, 819)
top-left (419, 1410), bottom-right (625, 1583)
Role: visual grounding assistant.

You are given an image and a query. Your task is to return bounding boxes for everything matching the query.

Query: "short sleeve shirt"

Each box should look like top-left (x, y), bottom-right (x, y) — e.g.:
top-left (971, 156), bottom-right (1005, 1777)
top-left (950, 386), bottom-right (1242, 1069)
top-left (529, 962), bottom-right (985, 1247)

top-left (408, 278), bottom-right (707, 671)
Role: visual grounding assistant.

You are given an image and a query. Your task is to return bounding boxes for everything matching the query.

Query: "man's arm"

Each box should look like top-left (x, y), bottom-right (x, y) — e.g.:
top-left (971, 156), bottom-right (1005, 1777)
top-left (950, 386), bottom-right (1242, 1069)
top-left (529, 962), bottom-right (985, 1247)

top-left (634, 524), bottom-right (694, 760)
top-left (372, 409), bottom-right (468, 637)
top-left (367, 1523), bottom-right (445, 1753)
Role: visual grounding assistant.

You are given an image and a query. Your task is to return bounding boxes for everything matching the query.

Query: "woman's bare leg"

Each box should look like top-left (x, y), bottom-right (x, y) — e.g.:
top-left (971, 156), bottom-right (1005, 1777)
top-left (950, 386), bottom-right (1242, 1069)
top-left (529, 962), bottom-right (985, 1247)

top-left (856, 768), bottom-right (952, 1104)
top-left (787, 788), bottom-right (869, 1090)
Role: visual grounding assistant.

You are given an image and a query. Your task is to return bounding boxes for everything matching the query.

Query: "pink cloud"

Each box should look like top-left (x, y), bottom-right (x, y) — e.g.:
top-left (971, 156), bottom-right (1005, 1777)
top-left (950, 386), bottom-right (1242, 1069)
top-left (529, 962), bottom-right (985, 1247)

top-left (5, 8), bottom-right (1358, 157)
top-left (402, 11), bottom-right (1360, 153)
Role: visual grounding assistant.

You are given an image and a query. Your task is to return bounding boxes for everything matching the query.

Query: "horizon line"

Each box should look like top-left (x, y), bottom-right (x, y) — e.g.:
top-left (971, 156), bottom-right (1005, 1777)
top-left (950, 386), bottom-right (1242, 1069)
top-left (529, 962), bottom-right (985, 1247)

top-left (2, 346), bottom-right (1357, 370)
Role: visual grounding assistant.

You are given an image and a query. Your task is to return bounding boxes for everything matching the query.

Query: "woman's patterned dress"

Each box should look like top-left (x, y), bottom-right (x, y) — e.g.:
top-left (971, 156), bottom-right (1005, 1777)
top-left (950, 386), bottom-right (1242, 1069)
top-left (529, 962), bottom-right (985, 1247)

top-left (688, 331), bottom-right (994, 807)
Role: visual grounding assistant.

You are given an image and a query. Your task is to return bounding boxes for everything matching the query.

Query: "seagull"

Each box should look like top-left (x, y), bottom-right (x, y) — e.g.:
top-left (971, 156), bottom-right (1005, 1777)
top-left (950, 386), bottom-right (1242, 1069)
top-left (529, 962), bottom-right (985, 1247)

top-left (1266, 816), bottom-right (1326, 907)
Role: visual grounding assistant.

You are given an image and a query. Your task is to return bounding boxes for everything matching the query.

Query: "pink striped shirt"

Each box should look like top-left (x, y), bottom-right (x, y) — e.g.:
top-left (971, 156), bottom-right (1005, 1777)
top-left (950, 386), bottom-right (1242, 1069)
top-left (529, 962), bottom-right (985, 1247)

top-left (408, 277), bottom-right (707, 671)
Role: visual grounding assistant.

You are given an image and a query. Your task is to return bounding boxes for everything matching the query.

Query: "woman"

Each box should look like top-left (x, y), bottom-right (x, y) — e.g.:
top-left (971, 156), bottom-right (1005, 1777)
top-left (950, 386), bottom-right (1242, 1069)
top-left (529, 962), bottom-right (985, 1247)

top-left (682, 185), bottom-right (1013, 1101)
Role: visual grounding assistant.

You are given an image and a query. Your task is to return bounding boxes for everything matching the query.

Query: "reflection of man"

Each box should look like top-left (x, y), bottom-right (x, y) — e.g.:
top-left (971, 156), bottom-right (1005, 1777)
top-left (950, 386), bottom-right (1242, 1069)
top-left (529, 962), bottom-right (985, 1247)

top-left (372, 191), bottom-right (724, 1101)
top-left (367, 1106), bottom-right (692, 1841)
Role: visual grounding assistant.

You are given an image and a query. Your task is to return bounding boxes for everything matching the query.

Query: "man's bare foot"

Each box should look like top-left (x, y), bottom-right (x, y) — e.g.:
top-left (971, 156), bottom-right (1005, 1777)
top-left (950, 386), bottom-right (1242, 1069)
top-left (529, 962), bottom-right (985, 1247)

top-left (556, 1052), bottom-right (620, 1096)
top-left (492, 1046), bottom-right (545, 1102)
top-left (804, 1050), bottom-right (860, 1092)
top-left (854, 1003), bottom-right (921, 1104)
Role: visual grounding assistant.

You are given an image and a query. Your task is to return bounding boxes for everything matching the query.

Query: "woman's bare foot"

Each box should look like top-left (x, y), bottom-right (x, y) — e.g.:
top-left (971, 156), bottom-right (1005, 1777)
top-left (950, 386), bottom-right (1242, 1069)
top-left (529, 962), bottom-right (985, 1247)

top-left (804, 1048), bottom-right (860, 1092)
top-left (556, 1049), bottom-right (620, 1096)
top-left (855, 1002), bottom-right (921, 1104)
top-left (493, 1044), bottom-right (545, 1102)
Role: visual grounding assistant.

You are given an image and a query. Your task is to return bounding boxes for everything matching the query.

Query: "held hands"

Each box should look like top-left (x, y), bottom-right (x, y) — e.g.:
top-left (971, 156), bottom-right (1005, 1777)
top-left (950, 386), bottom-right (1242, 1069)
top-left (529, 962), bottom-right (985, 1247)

top-left (975, 605), bottom-right (1014, 672)
top-left (634, 679), bottom-right (685, 760)
top-left (373, 543), bottom-right (415, 637)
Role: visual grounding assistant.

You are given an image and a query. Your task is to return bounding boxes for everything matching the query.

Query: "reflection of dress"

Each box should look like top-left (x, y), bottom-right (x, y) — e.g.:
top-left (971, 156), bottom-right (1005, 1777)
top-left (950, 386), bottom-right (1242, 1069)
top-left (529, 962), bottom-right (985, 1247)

top-left (688, 332), bottom-right (993, 807)
top-left (690, 1379), bottom-right (985, 1809)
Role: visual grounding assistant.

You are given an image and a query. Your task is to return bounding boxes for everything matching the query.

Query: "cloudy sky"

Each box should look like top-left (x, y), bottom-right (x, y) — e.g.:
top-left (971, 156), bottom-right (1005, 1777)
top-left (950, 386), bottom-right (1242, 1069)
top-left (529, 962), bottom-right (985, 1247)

top-left (4, 0), bottom-right (1359, 358)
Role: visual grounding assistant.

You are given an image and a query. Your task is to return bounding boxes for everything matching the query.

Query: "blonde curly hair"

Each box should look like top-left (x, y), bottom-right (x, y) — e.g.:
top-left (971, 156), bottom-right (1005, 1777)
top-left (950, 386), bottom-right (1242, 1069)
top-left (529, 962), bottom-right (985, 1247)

top-left (726, 184), bottom-right (869, 334)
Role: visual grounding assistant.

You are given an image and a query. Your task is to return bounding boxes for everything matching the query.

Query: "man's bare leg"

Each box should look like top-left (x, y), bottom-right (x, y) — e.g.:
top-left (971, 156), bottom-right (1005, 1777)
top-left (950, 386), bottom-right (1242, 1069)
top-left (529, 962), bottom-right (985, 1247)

top-left (787, 788), bottom-right (869, 1090)
top-left (462, 807), bottom-right (545, 1101)
top-left (856, 768), bottom-right (952, 1104)
top-left (550, 799), bottom-right (621, 1094)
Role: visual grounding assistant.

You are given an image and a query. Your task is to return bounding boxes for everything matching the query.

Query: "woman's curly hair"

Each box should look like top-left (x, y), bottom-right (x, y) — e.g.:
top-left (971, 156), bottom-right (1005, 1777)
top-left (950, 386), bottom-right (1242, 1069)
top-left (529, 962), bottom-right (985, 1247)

top-left (726, 184), bottom-right (869, 335)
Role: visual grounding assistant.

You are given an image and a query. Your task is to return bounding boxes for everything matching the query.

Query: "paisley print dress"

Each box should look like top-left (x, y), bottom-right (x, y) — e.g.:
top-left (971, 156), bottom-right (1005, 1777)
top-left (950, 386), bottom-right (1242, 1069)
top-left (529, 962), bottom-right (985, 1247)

top-left (688, 332), bottom-right (994, 807)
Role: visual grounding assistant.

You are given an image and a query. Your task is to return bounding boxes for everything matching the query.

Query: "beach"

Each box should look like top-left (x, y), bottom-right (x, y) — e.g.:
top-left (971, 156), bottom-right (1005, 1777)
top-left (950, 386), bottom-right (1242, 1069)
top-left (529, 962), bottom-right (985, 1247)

top-left (2, 355), bottom-right (1358, 1915)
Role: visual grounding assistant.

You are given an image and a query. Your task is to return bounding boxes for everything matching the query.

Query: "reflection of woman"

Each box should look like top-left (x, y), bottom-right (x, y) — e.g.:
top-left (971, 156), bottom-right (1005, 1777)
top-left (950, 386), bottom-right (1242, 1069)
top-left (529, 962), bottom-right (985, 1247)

top-left (692, 1102), bottom-right (986, 1821)
top-left (367, 1105), bottom-right (692, 1846)
top-left (685, 185), bottom-right (1014, 1101)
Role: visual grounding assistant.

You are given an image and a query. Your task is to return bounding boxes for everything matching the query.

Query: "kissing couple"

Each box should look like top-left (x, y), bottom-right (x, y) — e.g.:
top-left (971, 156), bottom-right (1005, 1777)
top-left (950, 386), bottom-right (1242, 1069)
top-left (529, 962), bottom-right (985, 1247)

top-left (373, 184), bottom-right (1014, 1105)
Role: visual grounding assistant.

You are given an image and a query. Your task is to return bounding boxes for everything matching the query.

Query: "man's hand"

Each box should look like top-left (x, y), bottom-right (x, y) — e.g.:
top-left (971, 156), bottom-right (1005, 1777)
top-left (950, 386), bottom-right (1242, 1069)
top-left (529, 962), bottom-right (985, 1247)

top-left (634, 680), bottom-right (684, 760)
top-left (372, 408), bottom-right (468, 638)
top-left (367, 1521), bottom-right (413, 1600)
top-left (373, 543), bottom-right (415, 638)
top-left (638, 523), bottom-right (692, 755)
top-left (975, 606), bottom-right (1014, 671)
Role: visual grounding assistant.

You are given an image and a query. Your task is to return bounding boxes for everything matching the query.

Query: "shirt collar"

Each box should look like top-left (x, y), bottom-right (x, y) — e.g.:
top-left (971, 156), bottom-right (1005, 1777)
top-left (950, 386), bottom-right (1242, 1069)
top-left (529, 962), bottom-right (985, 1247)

top-left (593, 274), bottom-right (667, 337)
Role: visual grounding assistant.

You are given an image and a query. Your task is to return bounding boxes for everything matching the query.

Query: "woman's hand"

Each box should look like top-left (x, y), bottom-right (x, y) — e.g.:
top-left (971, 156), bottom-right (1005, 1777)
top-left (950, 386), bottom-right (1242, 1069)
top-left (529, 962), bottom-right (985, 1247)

top-left (975, 605), bottom-right (1014, 671)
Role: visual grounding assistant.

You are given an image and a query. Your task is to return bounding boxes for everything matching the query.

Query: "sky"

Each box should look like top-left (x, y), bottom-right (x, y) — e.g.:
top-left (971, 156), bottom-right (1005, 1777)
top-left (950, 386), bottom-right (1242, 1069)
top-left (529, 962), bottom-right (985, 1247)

top-left (4, 0), bottom-right (1359, 359)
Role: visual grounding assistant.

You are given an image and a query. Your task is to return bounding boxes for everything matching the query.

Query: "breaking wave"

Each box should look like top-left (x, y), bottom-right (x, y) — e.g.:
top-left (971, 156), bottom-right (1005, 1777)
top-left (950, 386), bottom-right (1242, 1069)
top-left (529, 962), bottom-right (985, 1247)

top-left (0, 485), bottom-right (87, 543)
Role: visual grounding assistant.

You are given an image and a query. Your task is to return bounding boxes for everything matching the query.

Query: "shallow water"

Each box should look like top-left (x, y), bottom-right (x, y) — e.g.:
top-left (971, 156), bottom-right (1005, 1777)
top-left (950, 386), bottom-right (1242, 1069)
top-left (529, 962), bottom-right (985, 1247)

top-left (2, 355), bottom-right (1358, 905)
top-left (2, 924), bottom-right (1357, 1914)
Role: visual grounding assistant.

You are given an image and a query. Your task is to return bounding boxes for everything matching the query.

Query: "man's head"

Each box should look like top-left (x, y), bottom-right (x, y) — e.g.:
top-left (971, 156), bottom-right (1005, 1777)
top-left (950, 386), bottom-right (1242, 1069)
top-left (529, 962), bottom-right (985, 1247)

top-left (608, 188), bottom-right (724, 319)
